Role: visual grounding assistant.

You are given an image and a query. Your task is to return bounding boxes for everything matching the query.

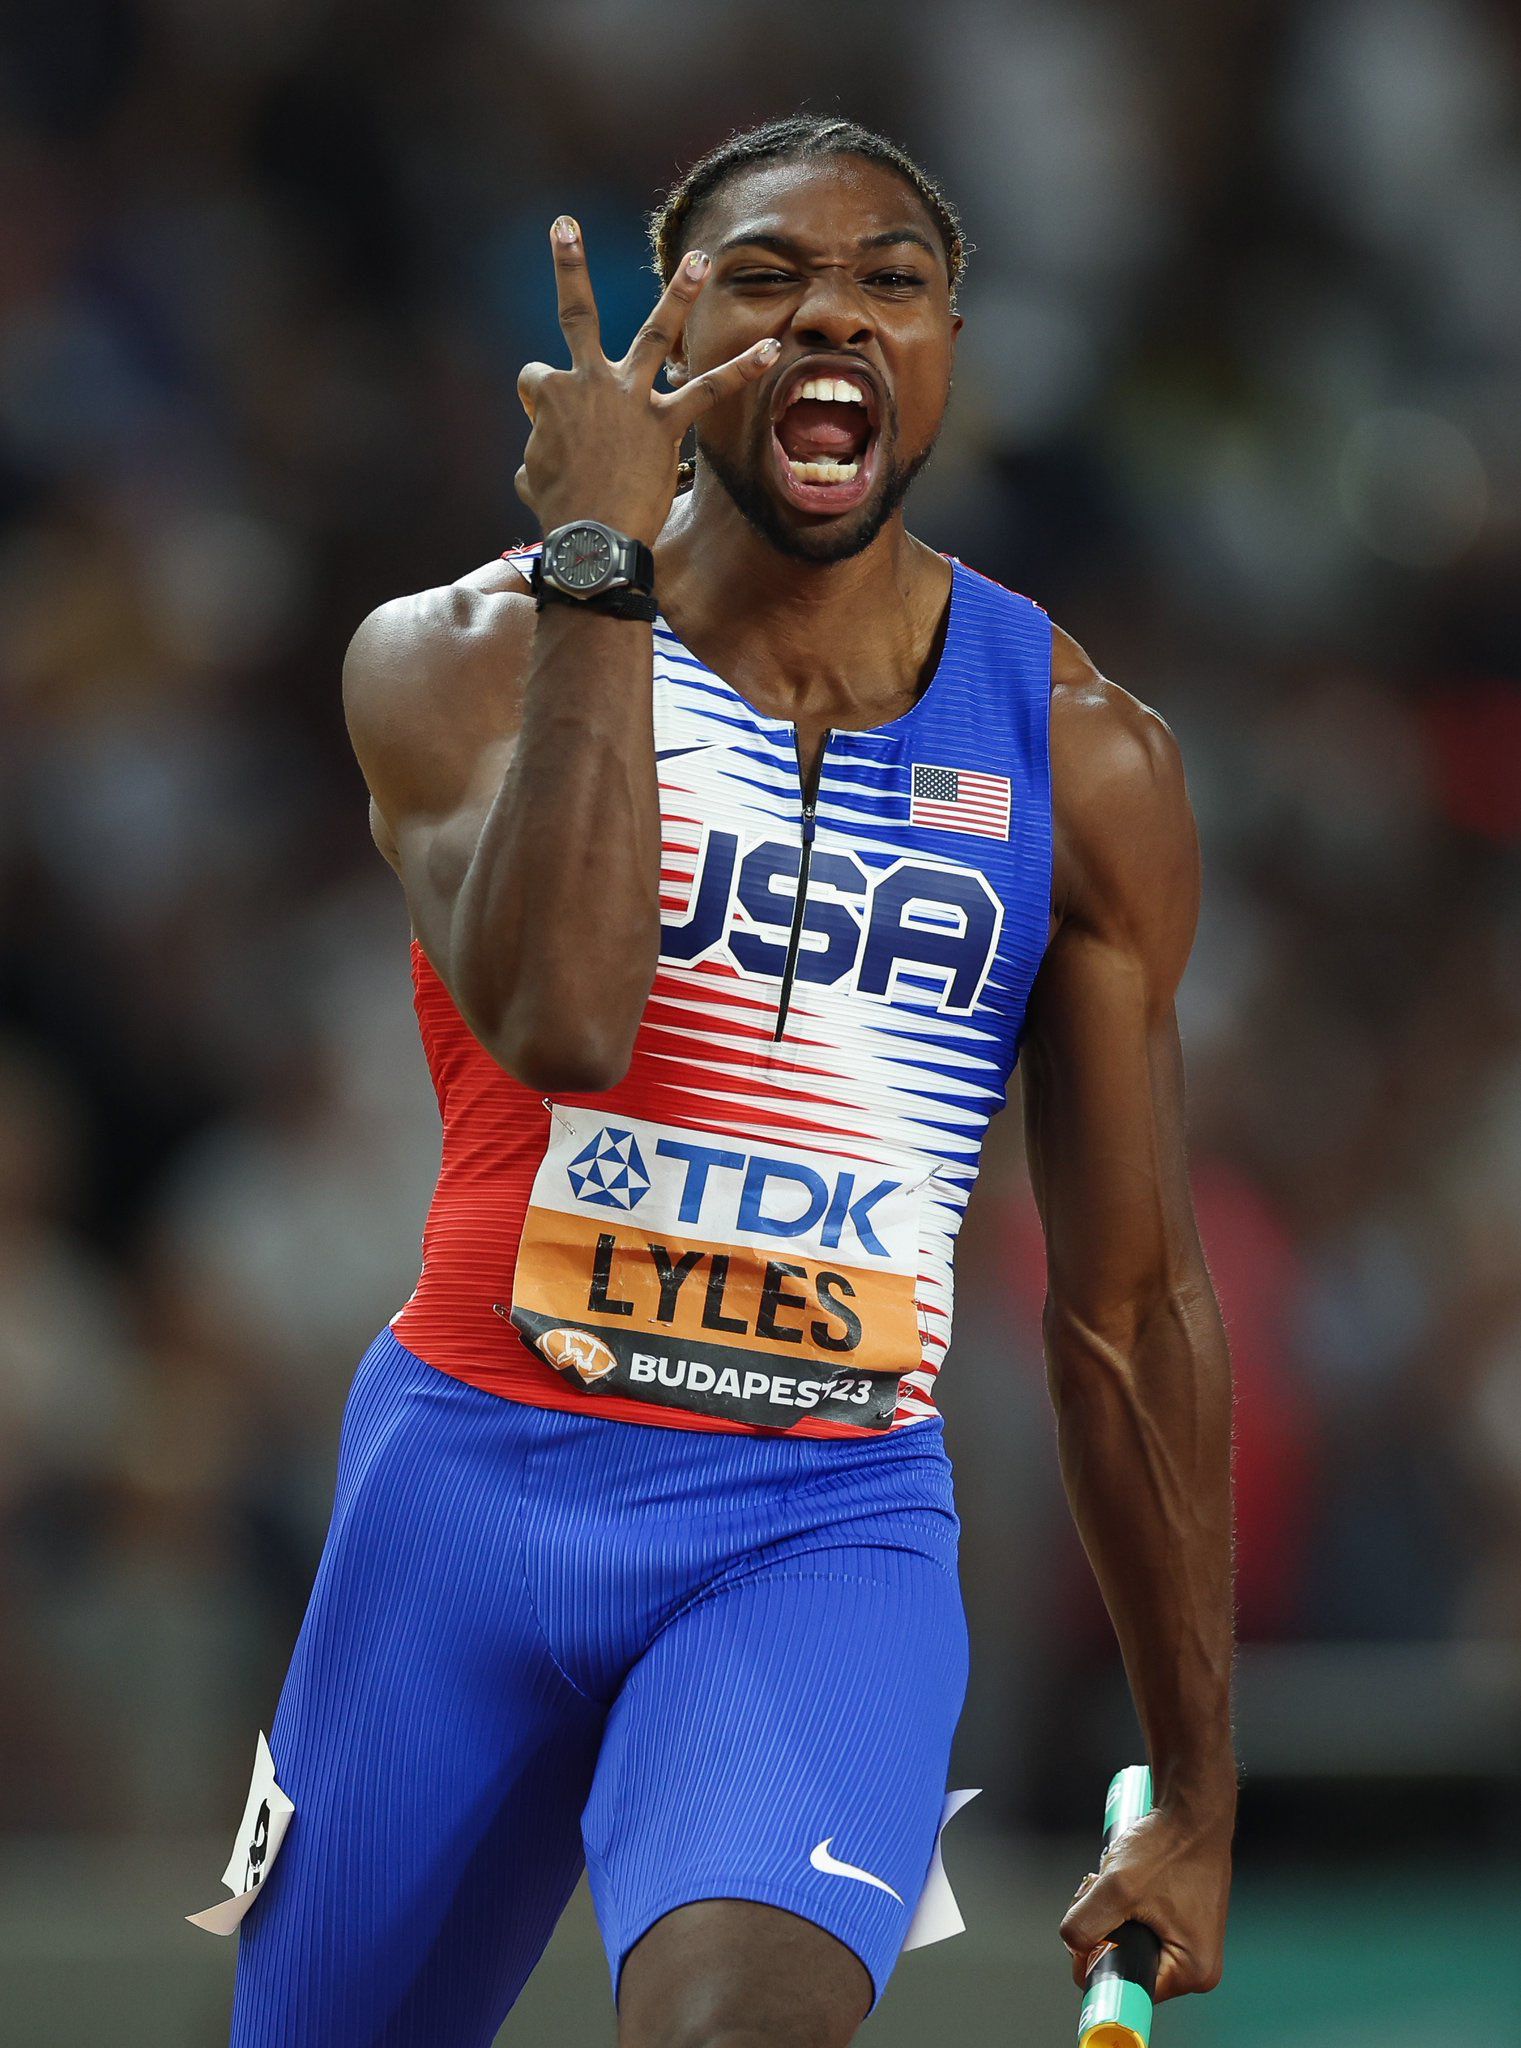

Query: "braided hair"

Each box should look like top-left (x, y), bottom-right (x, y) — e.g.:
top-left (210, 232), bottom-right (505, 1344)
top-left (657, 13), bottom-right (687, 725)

top-left (650, 113), bottom-right (967, 301)
top-left (648, 115), bottom-right (967, 487)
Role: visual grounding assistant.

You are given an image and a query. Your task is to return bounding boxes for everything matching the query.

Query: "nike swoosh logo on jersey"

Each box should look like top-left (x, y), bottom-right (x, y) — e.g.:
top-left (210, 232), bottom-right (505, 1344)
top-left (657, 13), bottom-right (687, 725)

top-left (808, 1838), bottom-right (904, 1901)
top-left (655, 742), bottom-right (728, 764)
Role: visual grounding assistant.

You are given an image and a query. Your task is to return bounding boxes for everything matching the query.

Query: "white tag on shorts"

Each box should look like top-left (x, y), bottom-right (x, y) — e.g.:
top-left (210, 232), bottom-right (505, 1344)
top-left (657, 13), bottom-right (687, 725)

top-left (186, 1731), bottom-right (295, 1935)
top-left (901, 1787), bottom-right (980, 1951)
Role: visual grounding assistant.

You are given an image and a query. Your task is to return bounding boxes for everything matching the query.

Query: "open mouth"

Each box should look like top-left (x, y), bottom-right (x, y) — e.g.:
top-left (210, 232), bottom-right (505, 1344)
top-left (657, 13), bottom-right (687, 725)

top-left (769, 360), bottom-right (882, 515)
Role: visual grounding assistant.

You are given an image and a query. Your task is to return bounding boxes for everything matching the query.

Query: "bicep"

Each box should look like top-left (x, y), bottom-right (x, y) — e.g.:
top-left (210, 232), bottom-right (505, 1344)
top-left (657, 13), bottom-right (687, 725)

top-left (342, 576), bottom-right (532, 965)
top-left (387, 736), bottom-right (519, 967)
top-left (1022, 693), bottom-right (1204, 1318)
top-left (1021, 927), bottom-right (1197, 1319)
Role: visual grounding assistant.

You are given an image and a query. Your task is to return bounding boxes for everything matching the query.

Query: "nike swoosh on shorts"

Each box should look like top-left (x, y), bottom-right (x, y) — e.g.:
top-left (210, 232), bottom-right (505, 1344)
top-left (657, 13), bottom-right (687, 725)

top-left (808, 1838), bottom-right (904, 1902)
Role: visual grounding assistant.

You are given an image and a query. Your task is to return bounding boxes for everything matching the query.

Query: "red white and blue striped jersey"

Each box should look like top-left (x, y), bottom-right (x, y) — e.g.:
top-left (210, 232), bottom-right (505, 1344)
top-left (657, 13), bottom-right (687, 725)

top-left (390, 547), bottom-right (1052, 1436)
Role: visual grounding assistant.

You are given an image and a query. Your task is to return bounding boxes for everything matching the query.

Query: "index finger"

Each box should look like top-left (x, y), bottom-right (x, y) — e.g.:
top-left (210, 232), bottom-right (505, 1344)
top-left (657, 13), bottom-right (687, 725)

top-left (550, 216), bottom-right (602, 366)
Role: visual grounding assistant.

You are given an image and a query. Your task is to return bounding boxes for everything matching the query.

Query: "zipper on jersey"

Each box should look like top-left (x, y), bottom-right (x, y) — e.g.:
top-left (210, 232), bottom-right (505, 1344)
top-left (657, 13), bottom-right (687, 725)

top-left (773, 728), bottom-right (830, 1041)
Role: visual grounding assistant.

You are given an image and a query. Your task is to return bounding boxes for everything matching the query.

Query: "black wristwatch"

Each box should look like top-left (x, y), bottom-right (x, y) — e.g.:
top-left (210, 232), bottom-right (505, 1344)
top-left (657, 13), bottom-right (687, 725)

top-left (532, 521), bottom-right (657, 620)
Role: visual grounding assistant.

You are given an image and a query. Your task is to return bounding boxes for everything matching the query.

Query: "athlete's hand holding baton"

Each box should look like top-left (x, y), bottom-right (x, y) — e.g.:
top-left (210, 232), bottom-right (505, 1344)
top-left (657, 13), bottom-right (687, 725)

top-left (1063, 1762), bottom-right (1231, 2038)
top-left (515, 215), bottom-right (779, 544)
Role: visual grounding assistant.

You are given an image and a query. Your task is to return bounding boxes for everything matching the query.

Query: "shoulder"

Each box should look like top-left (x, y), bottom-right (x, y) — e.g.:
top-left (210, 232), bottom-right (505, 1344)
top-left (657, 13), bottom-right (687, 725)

top-left (1047, 621), bottom-right (1198, 939)
top-left (342, 557), bottom-right (536, 822)
top-left (1049, 623), bottom-right (1185, 820)
top-left (343, 556), bottom-right (535, 736)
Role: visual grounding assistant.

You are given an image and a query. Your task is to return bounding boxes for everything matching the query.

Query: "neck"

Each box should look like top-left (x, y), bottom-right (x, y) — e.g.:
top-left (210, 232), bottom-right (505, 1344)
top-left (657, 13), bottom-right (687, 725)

top-left (654, 469), bottom-right (947, 708)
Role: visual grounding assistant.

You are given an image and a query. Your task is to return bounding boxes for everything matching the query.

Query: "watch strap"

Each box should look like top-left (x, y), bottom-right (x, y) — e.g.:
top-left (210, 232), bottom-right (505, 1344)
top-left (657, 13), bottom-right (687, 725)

top-left (619, 536), bottom-right (657, 599)
top-left (532, 573), bottom-right (658, 622)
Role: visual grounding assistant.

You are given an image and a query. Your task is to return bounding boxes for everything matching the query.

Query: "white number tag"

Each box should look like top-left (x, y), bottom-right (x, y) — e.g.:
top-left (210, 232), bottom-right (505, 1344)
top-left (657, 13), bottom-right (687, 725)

top-left (902, 1788), bottom-right (980, 1951)
top-left (186, 1731), bottom-right (295, 1935)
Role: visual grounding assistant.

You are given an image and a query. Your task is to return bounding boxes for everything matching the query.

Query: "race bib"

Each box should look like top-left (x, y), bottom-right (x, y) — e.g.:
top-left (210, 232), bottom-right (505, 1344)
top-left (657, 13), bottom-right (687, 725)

top-left (507, 1106), bottom-right (924, 1430)
top-left (186, 1731), bottom-right (294, 1935)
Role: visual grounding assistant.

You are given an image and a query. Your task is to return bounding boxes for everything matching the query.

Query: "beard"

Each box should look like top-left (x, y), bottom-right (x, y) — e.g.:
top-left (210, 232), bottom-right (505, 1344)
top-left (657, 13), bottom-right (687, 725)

top-left (692, 415), bottom-right (939, 565)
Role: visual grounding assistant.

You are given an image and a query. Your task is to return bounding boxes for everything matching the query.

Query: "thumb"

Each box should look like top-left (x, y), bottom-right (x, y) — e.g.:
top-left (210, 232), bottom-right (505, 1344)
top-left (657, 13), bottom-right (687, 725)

top-left (1060, 1867), bottom-right (1137, 1987)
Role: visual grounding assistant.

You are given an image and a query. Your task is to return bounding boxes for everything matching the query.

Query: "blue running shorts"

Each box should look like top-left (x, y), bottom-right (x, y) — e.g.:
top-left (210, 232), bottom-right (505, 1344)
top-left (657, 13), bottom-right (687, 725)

top-left (228, 1327), bottom-right (969, 2046)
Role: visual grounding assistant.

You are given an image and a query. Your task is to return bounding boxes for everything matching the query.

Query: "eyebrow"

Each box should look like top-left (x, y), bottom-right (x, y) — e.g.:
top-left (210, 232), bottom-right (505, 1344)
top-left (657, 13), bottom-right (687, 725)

top-left (714, 228), bottom-right (941, 263)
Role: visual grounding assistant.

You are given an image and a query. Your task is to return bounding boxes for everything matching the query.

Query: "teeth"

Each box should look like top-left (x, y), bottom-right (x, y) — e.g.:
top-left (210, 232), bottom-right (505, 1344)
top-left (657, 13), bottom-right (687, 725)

top-left (792, 376), bottom-right (868, 406)
top-left (787, 457), bottom-right (861, 485)
top-left (778, 374), bottom-right (871, 486)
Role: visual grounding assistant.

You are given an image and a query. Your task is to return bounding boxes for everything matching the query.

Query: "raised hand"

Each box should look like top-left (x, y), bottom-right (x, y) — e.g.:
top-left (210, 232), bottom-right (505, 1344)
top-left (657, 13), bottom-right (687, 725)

top-left (515, 216), bottom-right (780, 544)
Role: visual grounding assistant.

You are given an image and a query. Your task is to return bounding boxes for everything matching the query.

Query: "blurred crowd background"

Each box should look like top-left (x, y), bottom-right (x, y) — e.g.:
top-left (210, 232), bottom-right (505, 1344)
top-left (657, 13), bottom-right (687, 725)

top-left (2, 1), bottom-right (1519, 2042)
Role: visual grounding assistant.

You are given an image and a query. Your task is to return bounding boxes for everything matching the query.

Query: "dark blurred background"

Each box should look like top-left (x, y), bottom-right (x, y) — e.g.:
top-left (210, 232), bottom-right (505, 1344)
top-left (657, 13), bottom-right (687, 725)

top-left (1, 1), bottom-right (1518, 2042)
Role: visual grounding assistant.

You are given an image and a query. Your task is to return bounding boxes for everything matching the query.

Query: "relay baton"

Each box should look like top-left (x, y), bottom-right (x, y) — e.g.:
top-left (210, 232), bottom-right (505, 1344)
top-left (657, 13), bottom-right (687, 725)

top-left (1075, 1765), bottom-right (1163, 2048)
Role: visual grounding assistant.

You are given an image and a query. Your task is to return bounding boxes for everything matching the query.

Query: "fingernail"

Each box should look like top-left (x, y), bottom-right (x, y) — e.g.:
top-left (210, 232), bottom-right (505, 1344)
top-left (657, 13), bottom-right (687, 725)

top-left (685, 250), bottom-right (709, 277)
top-left (553, 216), bottom-right (579, 245)
top-left (757, 337), bottom-right (781, 362)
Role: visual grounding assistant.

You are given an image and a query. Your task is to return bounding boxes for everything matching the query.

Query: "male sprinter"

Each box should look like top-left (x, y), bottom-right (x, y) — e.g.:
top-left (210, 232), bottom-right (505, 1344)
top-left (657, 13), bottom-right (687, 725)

top-left (227, 116), bottom-right (1236, 2047)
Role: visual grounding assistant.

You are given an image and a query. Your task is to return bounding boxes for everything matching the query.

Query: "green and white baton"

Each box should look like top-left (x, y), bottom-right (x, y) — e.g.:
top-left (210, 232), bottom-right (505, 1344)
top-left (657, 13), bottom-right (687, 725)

top-left (1076, 1766), bottom-right (1162, 2048)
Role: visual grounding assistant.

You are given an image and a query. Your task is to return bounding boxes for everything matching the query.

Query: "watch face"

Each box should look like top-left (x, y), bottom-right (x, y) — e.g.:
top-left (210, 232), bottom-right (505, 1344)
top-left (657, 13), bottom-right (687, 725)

top-left (552, 526), bottom-right (614, 591)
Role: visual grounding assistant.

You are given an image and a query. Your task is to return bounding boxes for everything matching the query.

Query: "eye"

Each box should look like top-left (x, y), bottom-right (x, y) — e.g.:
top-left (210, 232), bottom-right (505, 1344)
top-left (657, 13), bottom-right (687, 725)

top-left (867, 269), bottom-right (925, 291)
top-left (730, 268), bottom-right (795, 287)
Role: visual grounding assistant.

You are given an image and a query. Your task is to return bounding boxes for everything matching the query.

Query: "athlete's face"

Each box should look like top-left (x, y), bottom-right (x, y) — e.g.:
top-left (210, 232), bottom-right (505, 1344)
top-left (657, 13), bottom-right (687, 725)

top-left (670, 156), bottom-right (961, 564)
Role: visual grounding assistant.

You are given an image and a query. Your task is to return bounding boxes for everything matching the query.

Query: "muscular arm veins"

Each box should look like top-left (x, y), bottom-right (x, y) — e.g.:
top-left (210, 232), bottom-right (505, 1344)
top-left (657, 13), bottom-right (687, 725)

top-left (1021, 641), bottom-right (1236, 1812)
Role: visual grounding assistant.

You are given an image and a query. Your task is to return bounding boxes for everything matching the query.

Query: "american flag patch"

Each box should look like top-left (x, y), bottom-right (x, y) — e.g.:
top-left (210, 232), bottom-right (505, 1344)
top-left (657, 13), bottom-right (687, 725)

top-left (909, 763), bottom-right (1012, 840)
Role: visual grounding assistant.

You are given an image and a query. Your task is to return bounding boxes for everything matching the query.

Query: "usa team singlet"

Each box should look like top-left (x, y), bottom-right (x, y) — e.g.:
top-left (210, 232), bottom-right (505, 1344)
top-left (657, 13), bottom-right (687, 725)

top-left (226, 547), bottom-right (1053, 2048)
top-left (391, 546), bottom-right (1052, 1437)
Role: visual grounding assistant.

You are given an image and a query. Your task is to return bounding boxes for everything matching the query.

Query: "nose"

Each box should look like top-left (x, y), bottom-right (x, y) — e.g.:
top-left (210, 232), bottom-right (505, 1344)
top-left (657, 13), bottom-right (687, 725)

top-left (789, 266), bottom-right (875, 352)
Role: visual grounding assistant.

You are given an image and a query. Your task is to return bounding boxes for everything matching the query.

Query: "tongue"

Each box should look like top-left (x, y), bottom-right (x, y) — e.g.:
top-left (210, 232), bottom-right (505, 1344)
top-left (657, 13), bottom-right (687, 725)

top-left (778, 399), bottom-right (870, 462)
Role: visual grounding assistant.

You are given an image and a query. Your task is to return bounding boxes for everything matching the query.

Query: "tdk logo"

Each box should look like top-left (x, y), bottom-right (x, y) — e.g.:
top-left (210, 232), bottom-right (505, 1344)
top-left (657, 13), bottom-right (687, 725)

top-left (659, 1138), bottom-right (898, 1257)
top-left (567, 1127), bottom-right (651, 1210)
top-left (567, 1130), bottom-right (901, 1261)
top-left (661, 828), bottom-right (1002, 1013)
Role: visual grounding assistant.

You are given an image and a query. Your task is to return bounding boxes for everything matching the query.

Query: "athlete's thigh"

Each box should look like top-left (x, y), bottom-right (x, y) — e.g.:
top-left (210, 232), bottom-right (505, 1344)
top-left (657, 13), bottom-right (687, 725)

top-left (585, 1541), bottom-right (969, 2044)
top-left (229, 1331), bottom-right (605, 2048)
top-left (620, 1898), bottom-right (871, 2048)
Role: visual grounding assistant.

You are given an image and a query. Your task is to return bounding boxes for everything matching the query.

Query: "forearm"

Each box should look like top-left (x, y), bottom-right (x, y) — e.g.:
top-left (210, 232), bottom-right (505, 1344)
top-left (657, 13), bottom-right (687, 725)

top-left (453, 606), bottom-right (661, 1088)
top-left (1046, 1269), bottom-right (1237, 1814)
